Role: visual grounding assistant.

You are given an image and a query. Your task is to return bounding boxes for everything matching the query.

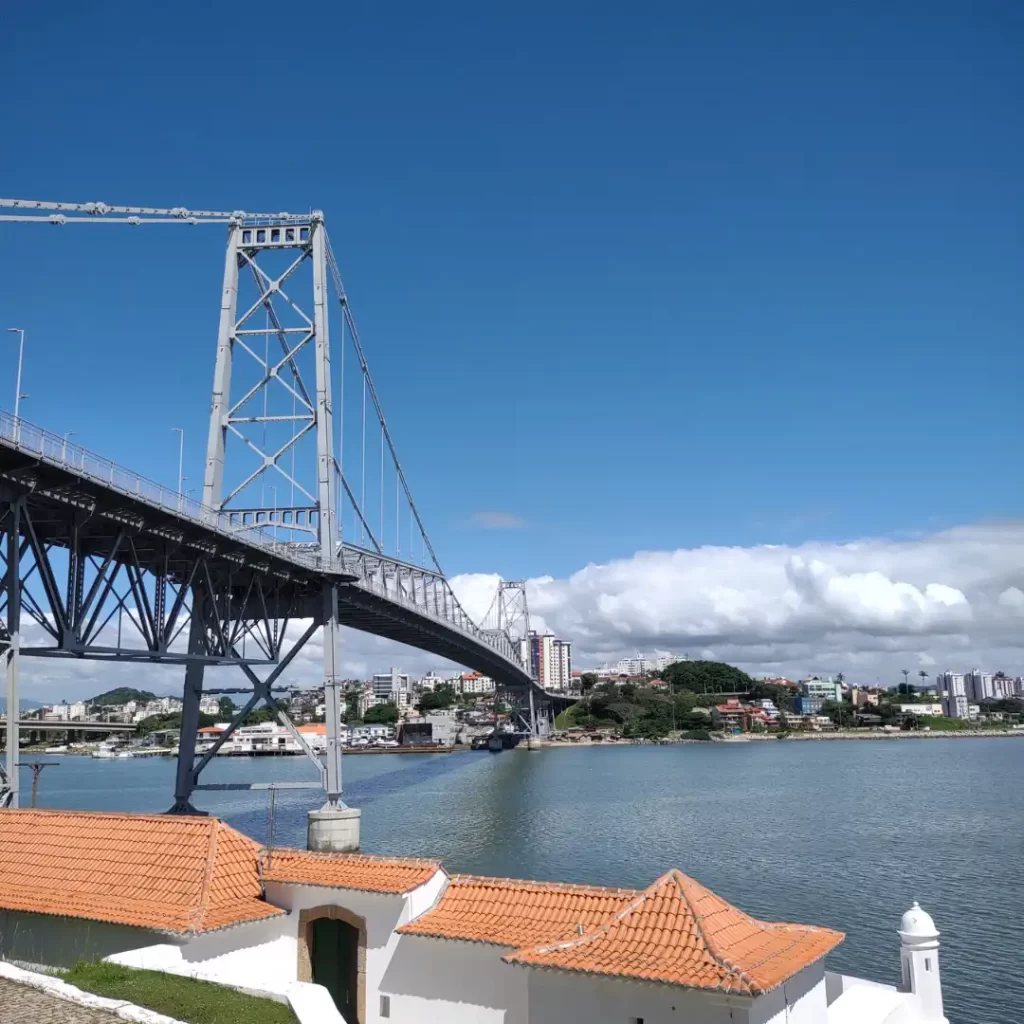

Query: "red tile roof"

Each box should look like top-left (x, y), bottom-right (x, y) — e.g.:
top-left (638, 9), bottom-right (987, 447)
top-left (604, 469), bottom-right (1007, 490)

top-left (505, 869), bottom-right (844, 994)
top-left (0, 811), bottom-right (844, 995)
top-left (398, 875), bottom-right (639, 946)
top-left (0, 809), bottom-right (284, 935)
top-left (262, 850), bottom-right (441, 893)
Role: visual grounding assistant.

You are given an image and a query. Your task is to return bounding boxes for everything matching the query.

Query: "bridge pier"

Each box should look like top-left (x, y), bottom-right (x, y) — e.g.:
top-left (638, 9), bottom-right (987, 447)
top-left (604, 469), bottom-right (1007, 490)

top-left (169, 610), bottom-right (208, 815)
top-left (4, 500), bottom-right (22, 808)
top-left (527, 688), bottom-right (542, 750)
top-left (308, 582), bottom-right (360, 853)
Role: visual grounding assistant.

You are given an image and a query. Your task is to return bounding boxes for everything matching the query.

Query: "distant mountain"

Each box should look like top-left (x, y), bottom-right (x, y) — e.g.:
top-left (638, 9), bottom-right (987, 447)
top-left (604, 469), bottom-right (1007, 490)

top-left (0, 697), bottom-right (45, 713)
top-left (88, 688), bottom-right (157, 706)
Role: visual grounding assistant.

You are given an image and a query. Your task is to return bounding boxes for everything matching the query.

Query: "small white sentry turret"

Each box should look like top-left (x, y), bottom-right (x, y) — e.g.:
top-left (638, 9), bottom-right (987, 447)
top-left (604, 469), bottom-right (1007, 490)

top-left (898, 902), bottom-right (948, 1023)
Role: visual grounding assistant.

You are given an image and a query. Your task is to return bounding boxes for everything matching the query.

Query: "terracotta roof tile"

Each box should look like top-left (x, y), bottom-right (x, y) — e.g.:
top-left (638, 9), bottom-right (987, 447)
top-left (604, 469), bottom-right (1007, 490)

top-left (397, 875), bottom-right (640, 946)
top-left (262, 849), bottom-right (441, 893)
top-left (0, 809), bottom-right (283, 935)
top-left (504, 869), bottom-right (844, 994)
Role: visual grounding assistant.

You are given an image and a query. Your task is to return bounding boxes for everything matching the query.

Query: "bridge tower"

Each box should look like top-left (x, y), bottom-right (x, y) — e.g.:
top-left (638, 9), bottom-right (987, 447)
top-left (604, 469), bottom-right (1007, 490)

top-left (492, 581), bottom-right (543, 745)
top-left (181, 212), bottom-right (356, 849)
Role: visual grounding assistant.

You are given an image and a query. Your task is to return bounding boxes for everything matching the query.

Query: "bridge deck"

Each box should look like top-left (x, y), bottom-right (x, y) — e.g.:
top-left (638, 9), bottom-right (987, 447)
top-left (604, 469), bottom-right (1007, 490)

top-left (0, 415), bottom-right (571, 703)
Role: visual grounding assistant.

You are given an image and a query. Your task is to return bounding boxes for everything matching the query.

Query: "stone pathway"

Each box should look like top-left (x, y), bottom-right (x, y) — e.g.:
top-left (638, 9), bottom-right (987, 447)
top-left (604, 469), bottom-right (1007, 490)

top-left (0, 977), bottom-right (122, 1023)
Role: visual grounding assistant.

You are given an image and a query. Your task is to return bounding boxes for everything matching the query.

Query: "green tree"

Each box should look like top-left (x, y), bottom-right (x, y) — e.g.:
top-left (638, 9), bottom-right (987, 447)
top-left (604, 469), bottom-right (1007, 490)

top-left (217, 697), bottom-right (235, 720)
top-left (363, 702), bottom-right (398, 725)
top-left (344, 691), bottom-right (362, 723)
top-left (90, 688), bottom-right (157, 706)
top-left (661, 660), bottom-right (754, 695)
top-left (417, 684), bottom-right (457, 713)
top-left (136, 711), bottom-right (215, 737)
top-left (242, 707), bottom-right (275, 726)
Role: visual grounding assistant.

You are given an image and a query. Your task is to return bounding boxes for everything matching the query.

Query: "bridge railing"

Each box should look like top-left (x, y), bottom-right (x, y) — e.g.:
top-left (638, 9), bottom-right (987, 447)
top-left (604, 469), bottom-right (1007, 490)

top-left (0, 412), bottom-right (323, 571)
top-left (340, 546), bottom-right (529, 673)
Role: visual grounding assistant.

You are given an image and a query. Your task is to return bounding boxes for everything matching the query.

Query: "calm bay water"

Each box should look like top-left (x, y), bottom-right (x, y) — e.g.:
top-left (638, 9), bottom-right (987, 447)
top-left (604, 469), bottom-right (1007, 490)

top-left (30, 738), bottom-right (1024, 1024)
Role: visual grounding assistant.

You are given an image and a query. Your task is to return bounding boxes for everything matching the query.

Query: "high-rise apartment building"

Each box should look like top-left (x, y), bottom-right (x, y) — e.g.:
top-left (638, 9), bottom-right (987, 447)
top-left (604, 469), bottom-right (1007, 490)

top-left (373, 668), bottom-right (410, 705)
top-left (937, 672), bottom-right (969, 718)
top-left (456, 672), bottom-right (495, 695)
top-left (617, 654), bottom-right (651, 677)
top-left (522, 631), bottom-right (572, 691)
top-left (965, 670), bottom-right (995, 702)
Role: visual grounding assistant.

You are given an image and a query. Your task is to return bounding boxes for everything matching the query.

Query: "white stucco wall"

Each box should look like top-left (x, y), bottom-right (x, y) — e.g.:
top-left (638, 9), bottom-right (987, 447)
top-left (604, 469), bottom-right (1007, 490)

top-left (526, 968), bottom-right (749, 1024)
top-left (750, 964), bottom-right (828, 1024)
top-left (264, 871), bottom-right (447, 1024)
top-left (380, 936), bottom-right (527, 1024)
top-left (108, 870), bottom-right (449, 1016)
top-left (106, 915), bottom-right (296, 998)
top-left (0, 910), bottom-right (167, 969)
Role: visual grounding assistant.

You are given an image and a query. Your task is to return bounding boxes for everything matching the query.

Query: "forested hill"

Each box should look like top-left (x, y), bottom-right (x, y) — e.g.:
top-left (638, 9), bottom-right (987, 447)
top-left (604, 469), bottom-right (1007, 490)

top-left (658, 660), bottom-right (755, 693)
top-left (87, 688), bottom-right (158, 706)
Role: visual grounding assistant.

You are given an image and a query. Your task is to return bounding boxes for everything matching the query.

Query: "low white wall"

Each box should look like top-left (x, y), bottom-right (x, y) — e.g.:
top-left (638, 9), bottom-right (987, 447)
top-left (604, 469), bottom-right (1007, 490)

top-left (527, 968), bottom-right (750, 1024)
top-left (107, 923), bottom-right (297, 999)
top-left (380, 936), bottom-right (527, 1024)
top-left (0, 909), bottom-right (166, 969)
top-left (751, 964), bottom-right (827, 1024)
top-left (287, 980), bottom-right (347, 1024)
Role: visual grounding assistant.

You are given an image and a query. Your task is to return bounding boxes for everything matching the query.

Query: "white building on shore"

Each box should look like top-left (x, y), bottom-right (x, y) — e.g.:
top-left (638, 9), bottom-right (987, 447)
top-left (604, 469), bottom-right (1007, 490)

top-left (0, 809), bottom-right (950, 1024)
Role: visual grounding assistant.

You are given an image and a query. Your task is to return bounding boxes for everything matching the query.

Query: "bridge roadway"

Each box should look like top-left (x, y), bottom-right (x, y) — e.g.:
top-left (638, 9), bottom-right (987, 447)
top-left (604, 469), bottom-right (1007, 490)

top-left (0, 719), bottom-right (135, 735)
top-left (0, 416), bottom-right (575, 709)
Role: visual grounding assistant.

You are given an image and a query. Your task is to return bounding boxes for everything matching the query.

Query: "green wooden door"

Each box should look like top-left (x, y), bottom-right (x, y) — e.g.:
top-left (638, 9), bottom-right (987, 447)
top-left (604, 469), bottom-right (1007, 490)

top-left (311, 918), bottom-right (359, 1022)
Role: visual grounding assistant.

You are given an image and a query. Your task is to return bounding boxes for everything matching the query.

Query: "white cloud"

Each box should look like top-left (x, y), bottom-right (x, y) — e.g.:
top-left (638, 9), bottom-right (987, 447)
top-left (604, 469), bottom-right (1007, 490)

top-left (451, 521), bottom-right (1024, 684)
top-left (14, 520), bottom-right (1024, 701)
top-left (470, 511), bottom-right (526, 529)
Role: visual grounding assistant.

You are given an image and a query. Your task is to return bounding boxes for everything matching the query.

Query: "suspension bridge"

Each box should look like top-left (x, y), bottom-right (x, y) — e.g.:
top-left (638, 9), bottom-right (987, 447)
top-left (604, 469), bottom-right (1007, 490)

top-left (0, 197), bottom-right (573, 845)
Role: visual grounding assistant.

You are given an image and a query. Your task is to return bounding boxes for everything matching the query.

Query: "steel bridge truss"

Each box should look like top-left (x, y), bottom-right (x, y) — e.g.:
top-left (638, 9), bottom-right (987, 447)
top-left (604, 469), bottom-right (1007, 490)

top-left (0, 488), bottom-right (305, 667)
top-left (0, 197), bottom-right (557, 817)
top-left (0, 435), bottom-right (339, 811)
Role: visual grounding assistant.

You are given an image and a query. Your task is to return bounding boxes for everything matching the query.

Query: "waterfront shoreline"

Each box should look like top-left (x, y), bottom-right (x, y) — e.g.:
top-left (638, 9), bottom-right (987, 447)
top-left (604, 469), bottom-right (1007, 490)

top-left (541, 728), bottom-right (1024, 748)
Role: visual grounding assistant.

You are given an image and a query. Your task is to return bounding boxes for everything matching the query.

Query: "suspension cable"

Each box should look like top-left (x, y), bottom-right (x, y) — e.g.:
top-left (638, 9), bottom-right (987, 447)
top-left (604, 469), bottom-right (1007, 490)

top-left (324, 230), bottom-right (445, 575)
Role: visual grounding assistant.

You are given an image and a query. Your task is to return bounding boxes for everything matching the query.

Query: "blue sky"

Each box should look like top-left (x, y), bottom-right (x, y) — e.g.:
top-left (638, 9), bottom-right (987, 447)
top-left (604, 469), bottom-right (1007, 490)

top-left (3, 3), bottom-right (1024, 687)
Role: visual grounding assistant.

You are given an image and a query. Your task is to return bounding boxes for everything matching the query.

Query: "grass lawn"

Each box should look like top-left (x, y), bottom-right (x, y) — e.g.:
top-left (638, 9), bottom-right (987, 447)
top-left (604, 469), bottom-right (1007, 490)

top-left (63, 962), bottom-right (298, 1024)
top-left (918, 716), bottom-right (971, 731)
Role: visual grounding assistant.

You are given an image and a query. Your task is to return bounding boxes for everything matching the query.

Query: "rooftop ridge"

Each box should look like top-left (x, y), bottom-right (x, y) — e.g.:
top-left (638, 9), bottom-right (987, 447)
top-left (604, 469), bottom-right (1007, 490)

top-left (266, 848), bottom-right (441, 868)
top-left (667, 870), bottom-right (759, 992)
top-left (672, 870), bottom-right (844, 988)
top-left (448, 874), bottom-right (640, 896)
top-left (191, 818), bottom-right (223, 933)
top-left (510, 870), bottom-right (688, 959)
top-left (0, 808), bottom-right (215, 825)
top-left (503, 867), bottom-right (844, 995)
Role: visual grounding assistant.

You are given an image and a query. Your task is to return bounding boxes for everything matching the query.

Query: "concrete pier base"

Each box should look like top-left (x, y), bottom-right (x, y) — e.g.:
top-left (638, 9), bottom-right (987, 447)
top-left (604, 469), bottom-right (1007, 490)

top-left (527, 737), bottom-right (543, 751)
top-left (307, 805), bottom-right (361, 853)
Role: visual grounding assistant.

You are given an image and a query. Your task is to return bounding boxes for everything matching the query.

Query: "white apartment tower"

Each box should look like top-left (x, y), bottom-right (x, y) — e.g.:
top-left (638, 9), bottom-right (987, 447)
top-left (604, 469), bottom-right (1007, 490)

top-left (937, 672), bottom-right (969, 719)
top-left (965, 670), bottom-right (995, 702)
top-left (373, 667), bottom-right (410, 706)
top-left (523, 631), bottom-right (572, 691)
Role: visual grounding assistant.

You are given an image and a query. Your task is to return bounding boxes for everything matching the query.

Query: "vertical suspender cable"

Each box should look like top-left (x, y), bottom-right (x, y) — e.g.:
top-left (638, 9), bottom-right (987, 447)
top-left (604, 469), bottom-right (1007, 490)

top-left (338, 308), bottom-right (345, 542)
top-left (379, 424), bottom-right (384, 551)
top-left (360, 376), bottom-right (366, 544)
top-left (261, 304), bottom-right (270, 511)
top-left (396, 464), bottom-right (400, 557)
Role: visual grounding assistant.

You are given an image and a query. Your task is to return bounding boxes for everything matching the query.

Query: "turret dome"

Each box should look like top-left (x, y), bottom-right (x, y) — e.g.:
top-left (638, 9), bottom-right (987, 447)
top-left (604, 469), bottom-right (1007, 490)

top-left (899, 902), bottom-right (939, 942)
